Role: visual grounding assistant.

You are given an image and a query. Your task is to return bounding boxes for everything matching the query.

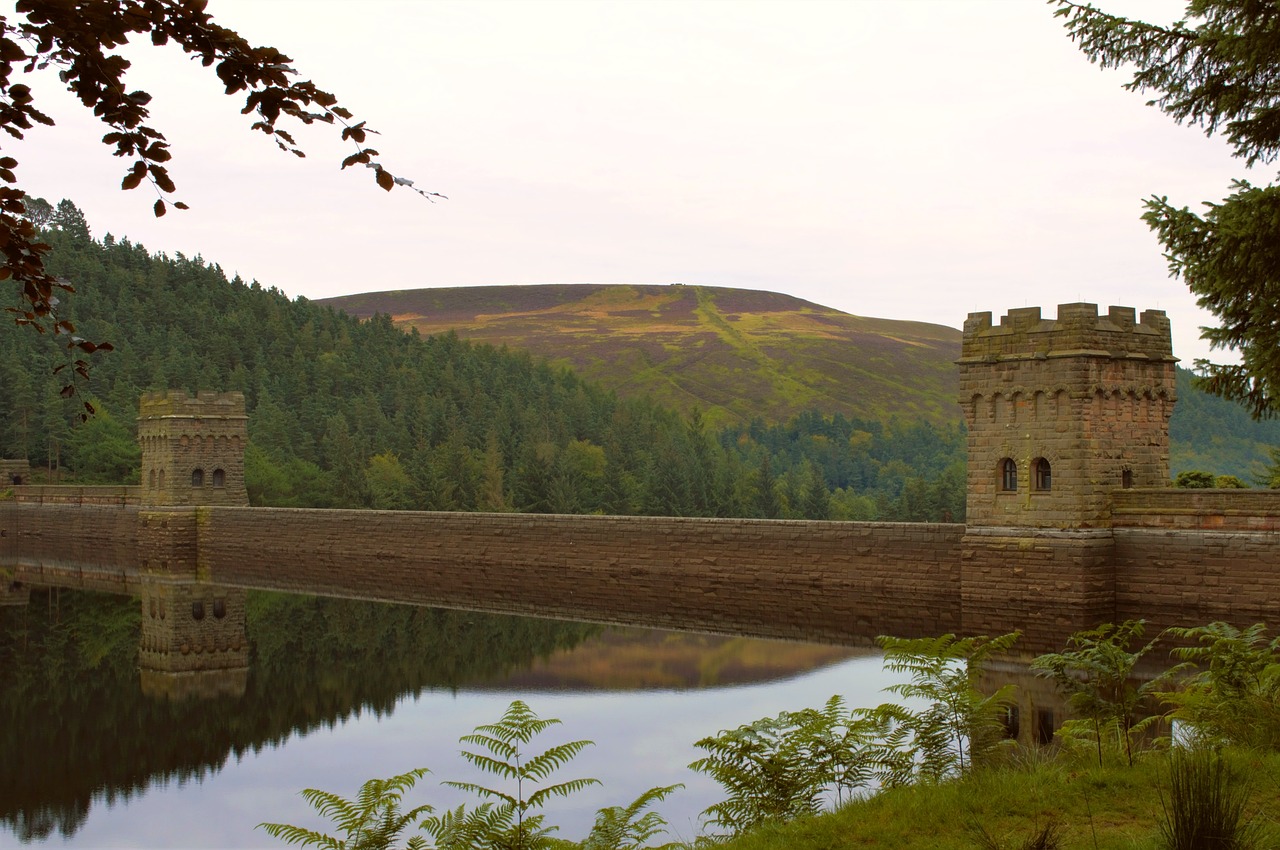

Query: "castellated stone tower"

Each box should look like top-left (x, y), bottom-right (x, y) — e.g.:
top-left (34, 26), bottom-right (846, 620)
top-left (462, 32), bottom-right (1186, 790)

top-left (958, 303), bottom-right (1176, 529)
top-left (137, 390), bottom-right (249, 507)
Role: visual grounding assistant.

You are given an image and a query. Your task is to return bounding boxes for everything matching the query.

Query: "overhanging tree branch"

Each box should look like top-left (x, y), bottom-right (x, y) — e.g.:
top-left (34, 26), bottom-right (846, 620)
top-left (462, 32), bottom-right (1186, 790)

top-left (1, 0), bottom-right (442, 409)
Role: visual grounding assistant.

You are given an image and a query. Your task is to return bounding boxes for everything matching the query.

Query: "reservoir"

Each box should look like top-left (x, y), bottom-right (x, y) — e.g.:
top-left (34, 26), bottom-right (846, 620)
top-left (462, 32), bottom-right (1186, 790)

top-left (0, 584), bottom-right (900, 848)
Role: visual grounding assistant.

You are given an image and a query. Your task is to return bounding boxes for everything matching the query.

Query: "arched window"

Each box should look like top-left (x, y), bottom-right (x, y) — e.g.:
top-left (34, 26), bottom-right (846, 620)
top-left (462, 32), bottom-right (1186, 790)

top-left (158, 469), bottom-right (166, 490)
top-left (148, 468), bottom-right (156, 489)
top-left (212, 468), bottom-right (225, 487)
top-left (1034, 458), bottom-right (1052, 492)
top-left (1122, 469), bottom-right (1134, 489)
top-left (191, 600), bottom-right (205, 621)
top-left (191, 468), bottom-right (204, 487)
top-left (1000, 458), bottom-right (1018, 492)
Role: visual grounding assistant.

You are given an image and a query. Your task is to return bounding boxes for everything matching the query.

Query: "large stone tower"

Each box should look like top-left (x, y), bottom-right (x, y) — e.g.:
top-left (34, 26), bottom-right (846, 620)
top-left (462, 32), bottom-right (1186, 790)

top-left (958, 304), bottom-right (1177, 646)
top-left (958, 303), bottom-right (1176, 529)
top-left (138, 391), bottom-right (249, 507)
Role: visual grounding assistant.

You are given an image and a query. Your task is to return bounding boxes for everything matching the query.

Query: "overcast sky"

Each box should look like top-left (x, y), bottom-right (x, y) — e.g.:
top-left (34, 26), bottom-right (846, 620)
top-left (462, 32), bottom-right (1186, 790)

top-left (10, 0), bottom-right (1256, 364)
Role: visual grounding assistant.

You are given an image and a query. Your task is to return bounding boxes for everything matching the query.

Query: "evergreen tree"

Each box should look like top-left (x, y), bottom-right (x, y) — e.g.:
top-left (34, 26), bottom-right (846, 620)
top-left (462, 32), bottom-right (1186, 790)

top-left (753, 454), bottom-right (782, 520)
top-left (1055, 1), bottom-right (1280, 417)
top-left (800, 459), bottom-right (832, 520)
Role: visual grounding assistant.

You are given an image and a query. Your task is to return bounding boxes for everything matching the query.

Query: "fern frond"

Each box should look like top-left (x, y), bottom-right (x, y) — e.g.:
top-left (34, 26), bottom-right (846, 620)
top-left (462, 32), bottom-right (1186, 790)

top-left (257, 821), bottom-right (345, 849)
top-left (455, 751), bottom-right (520, 780)
top-left (260, 768), bottom-right (432, 850)
top-left (525, 777), bottom-right (602, 809)
top-left (521, 740), bottom-right (594, 780)
top-left (458, 733), bottom-right (518, 763)
top-left (442, 780), bottom-right (517, 807)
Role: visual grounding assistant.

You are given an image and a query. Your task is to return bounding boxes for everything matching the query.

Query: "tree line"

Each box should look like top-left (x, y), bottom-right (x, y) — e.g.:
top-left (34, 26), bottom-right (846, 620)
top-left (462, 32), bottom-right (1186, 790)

top-left (0, 205), bottom-right (964, 522)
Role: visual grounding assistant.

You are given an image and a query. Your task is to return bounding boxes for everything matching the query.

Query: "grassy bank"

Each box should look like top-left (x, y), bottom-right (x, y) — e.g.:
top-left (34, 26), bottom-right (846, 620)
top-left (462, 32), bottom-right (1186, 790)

top-left (714, 750), bottom-right (1280, 850)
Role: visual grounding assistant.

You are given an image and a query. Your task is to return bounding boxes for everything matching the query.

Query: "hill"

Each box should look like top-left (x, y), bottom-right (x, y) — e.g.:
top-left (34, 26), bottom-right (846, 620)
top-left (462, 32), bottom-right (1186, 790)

top-left (324, 284), bottom-right (1280, 480)
top-left (320, 284), bottom-right (962, 427)
top-left (0, 216), bottom-right (966, 521)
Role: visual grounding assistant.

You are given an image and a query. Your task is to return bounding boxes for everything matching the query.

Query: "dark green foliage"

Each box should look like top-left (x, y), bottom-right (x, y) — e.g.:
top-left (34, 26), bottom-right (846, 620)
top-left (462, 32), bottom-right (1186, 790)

top-left (1161, 622), bottom-right (1280, 751)
top-left (257, 699), bottom-right (682, 850)
top-left (691, 702), bottom-right (824, 833)
top-left (258, 768), bottom-right (434, 850)
top-left (1262, 447), bottom-right (1280, 488)
top-left (875, 632), bottom-right (1019, 780)
top-left (720, 413), bottom-right (967, 522)
top-left (969, 819), bottom-right (1064, 850)
top-left (1174, 470), bottom-right (1216, 489)
top-left (1030, 620), bottom-right (1165, 767)
top-left (1157, 748), bottom-right (1260, 850)
top-left (445, 699), bottom-right (599, 847)
top-left (1053, 1), bottom-right (1280, 417)
top-left (577, 784), bottom-right (683, 850)
top-left (64, 400), bottom-right (139, 483)
top-left (689, 695), bottom-right (883, 836)
top-left (1169, 368), bottom-right (1280, 479)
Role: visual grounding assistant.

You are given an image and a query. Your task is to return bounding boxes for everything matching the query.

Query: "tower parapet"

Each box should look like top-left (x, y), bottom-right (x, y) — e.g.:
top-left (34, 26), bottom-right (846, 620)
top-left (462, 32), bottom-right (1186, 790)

top-left (958, 303), bottom-right (1176, 529)
top-left (137, 390), bottom-right (249, 507)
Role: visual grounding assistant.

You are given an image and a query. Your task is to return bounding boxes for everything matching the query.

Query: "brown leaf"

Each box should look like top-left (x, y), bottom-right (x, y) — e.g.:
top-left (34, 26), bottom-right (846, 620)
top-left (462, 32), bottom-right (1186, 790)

top-left (154, 199), bottom-right (166, 217)
top-left (376, 168), bottom-right (394, 191)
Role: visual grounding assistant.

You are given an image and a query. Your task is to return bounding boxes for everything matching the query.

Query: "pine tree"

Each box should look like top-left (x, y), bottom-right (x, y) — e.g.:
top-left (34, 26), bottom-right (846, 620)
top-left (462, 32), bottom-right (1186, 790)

top-left (1054, 1), bottom-right (1280, 417)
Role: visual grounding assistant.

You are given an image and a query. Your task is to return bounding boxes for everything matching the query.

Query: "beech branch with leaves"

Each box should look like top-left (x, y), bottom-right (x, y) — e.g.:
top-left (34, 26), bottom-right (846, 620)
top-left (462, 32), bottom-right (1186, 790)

top-left (0, 0), bottom-right (440, 409)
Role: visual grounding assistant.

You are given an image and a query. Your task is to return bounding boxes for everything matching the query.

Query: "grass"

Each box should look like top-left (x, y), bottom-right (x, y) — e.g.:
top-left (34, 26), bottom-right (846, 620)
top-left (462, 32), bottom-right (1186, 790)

top-left (710, 750), bottom-right (1280, 850)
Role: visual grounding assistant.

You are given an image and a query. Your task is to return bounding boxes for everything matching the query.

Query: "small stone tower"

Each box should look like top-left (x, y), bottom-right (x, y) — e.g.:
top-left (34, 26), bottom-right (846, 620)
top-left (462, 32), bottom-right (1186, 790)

top-left (138, 390), bottom-right (249, 507)
top-left (958, 304), bottom-right (1176, 529)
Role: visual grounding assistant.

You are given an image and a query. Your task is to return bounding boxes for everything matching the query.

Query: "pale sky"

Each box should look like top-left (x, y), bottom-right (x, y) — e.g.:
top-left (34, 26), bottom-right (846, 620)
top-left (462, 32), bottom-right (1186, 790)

top-left (9, 0), bottom-right (1256, 365)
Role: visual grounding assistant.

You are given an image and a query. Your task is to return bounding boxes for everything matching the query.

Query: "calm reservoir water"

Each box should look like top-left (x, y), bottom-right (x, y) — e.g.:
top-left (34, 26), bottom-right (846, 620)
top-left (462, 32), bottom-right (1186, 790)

top-left (0, 585), bottom-right (907, 848)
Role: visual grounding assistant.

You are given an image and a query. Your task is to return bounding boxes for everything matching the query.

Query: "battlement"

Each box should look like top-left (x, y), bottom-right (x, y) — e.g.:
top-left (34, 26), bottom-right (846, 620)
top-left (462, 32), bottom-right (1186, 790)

top-left (138, 390), bottom-right (248, 420)
top-left (959, 303), bottom-right (1174, 363)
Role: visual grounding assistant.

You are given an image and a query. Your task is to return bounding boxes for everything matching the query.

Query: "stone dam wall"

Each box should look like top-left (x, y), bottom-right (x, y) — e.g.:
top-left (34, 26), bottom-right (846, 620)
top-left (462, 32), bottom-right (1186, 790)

top-left (4, 494), bottom-right (1279, 649)
top-left (1, 499), bottom-right (967, 645)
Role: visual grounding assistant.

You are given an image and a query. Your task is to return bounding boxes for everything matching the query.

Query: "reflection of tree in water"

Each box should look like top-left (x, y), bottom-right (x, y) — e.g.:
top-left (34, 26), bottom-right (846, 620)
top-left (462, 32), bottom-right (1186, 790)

top-left (0, 587), bottom-right (599, 841)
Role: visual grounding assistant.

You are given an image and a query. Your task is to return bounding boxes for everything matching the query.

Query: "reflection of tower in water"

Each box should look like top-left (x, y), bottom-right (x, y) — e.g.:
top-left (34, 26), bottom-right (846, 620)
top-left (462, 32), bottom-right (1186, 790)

top-left (981, 655), bottom-right (1070, 748)
top-left (0, 580), bottom-right (29, 608)
top-left (138, 582), bottom-right (249, 701)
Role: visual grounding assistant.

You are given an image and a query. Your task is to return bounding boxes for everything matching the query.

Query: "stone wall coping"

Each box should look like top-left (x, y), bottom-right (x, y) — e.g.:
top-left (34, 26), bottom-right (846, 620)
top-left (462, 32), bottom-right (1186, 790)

top-left (11, 485), bottom-right (140, 506)
top-left (1112, 488), bottom-right (1280, 514)
top-left (960, 526), bottom-right (1118, 541)
top-left (199, 505), bottom-right (966, 532)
